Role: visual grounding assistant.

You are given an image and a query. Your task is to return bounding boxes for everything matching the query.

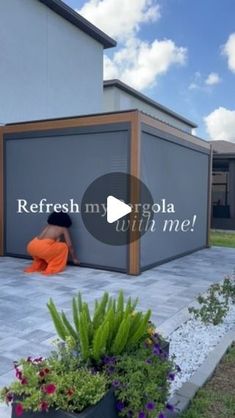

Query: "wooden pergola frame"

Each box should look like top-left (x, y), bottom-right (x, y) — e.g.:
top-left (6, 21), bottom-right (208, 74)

top-left (0, 110), bottom-right (212, 275)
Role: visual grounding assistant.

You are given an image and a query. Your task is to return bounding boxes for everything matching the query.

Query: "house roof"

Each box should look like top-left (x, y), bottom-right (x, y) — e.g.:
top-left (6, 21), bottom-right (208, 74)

top-left (38, 0), bottom-right (116, 49)
top-left (103, 79), bottom-right (197, 128)
top-left (209, 140), bottom-right (235, 156)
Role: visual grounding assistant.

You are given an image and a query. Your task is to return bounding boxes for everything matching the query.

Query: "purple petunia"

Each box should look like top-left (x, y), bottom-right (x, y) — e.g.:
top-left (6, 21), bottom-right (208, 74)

top-left (116, 401), bottom-right (125, 412)
top-left (153, 344), bottom-right (162, 356)
top-left (154, 343), bottom-right (161, 350)
top-left (108, 366), bottom-right (115, 374)
top-left (138, 412), bottom-right (146, 418)
top-left (146, 401), bottom-right (155, 410)
top-left (166, 403), bottom-right (174, 411)
top-left (168, 372), bottom-right (175, 381)
top-left (103, 355), bottom-right (116, 365)
top-left (158, 413), bottom-right (166, 418)
top-left (112, 380), bottom-right (121, 388)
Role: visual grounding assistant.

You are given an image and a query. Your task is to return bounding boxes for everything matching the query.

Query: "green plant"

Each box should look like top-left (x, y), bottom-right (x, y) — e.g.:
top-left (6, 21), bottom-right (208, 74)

top-left (105, 341), bottom-right (175, 418)
top-left (221, 275), bottom-right (235, 304)
top-left (188, 276), bottom-right (235, 325)
top-left (0, 355), bottom-right (107, 415)
top-left (1, 293), bottom-right (174, 418)
top-left (47, 291), bottom-right (152, 362)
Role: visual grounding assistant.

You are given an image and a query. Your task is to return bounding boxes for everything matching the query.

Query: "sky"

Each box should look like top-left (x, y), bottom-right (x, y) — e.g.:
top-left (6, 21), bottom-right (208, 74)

top-left (65, 0), bottom-right (235, 141)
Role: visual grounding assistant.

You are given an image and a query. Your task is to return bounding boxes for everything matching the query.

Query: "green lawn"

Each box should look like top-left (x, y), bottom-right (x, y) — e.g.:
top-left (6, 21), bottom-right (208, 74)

top-left (210, 231), bottom-right (235, 248)
top-left (180, 344), bottom-right (235, 418)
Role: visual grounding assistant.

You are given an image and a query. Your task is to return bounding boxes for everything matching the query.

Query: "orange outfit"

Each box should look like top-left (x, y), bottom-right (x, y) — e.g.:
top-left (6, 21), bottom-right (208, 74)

top-left (24, 237), bottom-right (69, 275)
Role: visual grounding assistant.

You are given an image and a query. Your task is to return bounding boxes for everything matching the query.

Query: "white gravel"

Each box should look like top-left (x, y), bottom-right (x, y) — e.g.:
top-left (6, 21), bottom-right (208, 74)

top-left (169, 303), bottom-right (235, 394)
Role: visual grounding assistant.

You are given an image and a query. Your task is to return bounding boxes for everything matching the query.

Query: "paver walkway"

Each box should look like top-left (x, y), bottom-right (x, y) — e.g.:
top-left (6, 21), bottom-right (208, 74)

top-left (0, 246), bottom-right (234, 417)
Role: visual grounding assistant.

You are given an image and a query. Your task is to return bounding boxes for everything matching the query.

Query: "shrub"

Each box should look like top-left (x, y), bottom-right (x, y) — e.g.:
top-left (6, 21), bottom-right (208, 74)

top-left (47, 291), bottom-right (152, 362)
top-left (188, 276), bottom-right (235, 325)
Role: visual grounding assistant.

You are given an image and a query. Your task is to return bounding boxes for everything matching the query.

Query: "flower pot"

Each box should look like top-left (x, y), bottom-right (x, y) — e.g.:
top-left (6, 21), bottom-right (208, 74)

top-left (12, 389), bottom-right (119, 418)
top-left (162, 341), bottom-right (170, 356)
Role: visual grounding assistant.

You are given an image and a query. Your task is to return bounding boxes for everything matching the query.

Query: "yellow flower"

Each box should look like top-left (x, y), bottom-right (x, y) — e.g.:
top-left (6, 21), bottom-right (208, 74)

top-left (145, 338), bottom-right (153, 346)
top-left (147, 327), bottom-right (155, 335)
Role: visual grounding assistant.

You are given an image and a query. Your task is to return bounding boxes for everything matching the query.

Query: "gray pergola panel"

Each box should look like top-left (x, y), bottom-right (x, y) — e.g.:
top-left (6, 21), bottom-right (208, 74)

top-left (140, 131), bottom-right (209, 269)
top-left (5, 126), bottom-right (130, 272)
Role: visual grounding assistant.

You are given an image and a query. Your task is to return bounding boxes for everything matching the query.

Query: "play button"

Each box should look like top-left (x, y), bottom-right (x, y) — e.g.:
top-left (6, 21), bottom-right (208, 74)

top-left (107, 196), bottom-right (132, 224)
top-left (81, 172), bottom-right (154, 246)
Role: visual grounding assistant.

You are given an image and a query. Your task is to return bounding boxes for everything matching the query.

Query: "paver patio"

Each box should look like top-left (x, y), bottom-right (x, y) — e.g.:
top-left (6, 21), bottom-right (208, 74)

top-left (0, 246), bottom-right (234, 417)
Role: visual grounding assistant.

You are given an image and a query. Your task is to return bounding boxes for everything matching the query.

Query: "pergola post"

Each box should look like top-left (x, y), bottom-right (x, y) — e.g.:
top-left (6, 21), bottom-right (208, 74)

top-left (128, 111), bottom-right (141, 275)
top-left (0, 126), bottom-right (4, 256)
top-left (206, 145), bottom-right (213, 247)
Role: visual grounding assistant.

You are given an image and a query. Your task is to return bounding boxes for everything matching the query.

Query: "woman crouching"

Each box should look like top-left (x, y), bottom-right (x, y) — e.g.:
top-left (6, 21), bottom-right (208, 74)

top-left (24, 211), bottom-right (79, 275)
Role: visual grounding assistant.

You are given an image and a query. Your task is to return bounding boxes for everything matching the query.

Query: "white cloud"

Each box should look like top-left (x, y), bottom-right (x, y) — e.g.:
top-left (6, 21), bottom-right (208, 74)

top-left (189, 71), bottom-right (221, 90)
top-left (189, 82), bottom-right (199, 90)
top-left (222, 33), bottom-right (235, 73)
top-left (104, 37), bottom-right (186, 90)
top-left (188, 71), bottom-right (201, 90)
top-left (77, 0), bottom-right (161, 42)
top-left (205, 72), bottom-right (221, 85)
top-left (204, 107), bottom-right (235, 142)
top-left (77, 0), bottom-right (187, 91)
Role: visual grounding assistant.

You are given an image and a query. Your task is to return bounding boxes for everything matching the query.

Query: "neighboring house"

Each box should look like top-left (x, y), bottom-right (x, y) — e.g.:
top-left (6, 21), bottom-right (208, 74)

top-left (210, 140), bottom-right (235, 230)
top-left (1, 0), bottom-right (198, 136)
top-left (0, 0), bottom-right (116, 123)
top-left (103, 79), bottom-right (197, 134)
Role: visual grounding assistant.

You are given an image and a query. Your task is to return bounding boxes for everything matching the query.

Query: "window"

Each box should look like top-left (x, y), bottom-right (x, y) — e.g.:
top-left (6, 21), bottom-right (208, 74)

top-left (212, 161), bottom-right (230, 218)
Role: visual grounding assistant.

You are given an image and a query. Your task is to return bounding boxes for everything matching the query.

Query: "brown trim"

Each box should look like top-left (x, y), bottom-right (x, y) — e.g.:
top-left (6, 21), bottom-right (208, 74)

top-left (128, 111), bottom-right (141, 275)
top-left (140, 113), bottom-right (210, 151)
top-left (0, 127), bottom-right (4, 256)
top-left (4, 111), bottom-right (137, 134)
top-left (206, 145), bottom-right (213, 247)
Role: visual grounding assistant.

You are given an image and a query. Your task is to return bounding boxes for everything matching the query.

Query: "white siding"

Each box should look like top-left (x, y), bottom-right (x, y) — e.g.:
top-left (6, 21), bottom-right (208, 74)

top-left (0, 0), bottom-right (104, 123)
top-left (102, 86), bottom-right (117, 113)
top-left (103, 87), bottom-right (193, 133)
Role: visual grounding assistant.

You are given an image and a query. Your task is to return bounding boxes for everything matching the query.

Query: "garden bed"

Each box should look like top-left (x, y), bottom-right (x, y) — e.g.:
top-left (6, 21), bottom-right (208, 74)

top-left (169, 301), bottom-right (235, 394)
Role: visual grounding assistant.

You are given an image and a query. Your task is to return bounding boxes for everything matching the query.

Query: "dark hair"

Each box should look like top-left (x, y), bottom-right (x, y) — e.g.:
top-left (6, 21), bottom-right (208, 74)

top-left (47, 211), bottom-right (72, 228)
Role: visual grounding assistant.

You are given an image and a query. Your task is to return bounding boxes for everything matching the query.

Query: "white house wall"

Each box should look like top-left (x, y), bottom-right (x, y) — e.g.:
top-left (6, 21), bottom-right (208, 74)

top-left (0, 0), bottom-right (104, 123)
top-left (103, 87), bottom-right (192, 133)
top-left (102, 86), bottom-right (118, 113)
